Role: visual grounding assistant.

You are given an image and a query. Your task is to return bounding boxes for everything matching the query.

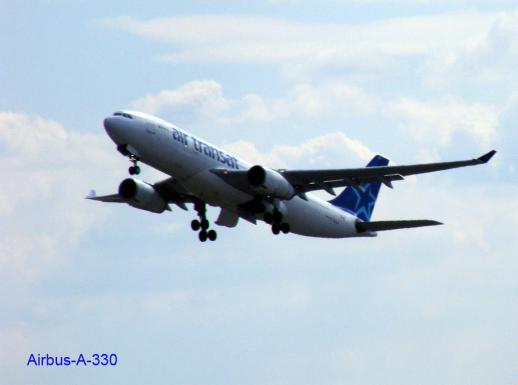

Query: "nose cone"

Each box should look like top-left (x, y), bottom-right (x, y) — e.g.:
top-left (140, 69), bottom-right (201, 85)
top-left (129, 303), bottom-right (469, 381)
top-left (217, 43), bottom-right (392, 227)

top-left (103, 116), bottom-right (115, 135)
top-left (104, 116), bottom-right (123, 143)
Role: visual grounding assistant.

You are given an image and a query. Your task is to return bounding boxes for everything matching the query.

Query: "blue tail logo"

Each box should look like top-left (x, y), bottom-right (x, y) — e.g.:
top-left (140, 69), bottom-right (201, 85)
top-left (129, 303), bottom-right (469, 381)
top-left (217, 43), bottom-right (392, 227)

top-left (328, 155), bottom-right (389, 221)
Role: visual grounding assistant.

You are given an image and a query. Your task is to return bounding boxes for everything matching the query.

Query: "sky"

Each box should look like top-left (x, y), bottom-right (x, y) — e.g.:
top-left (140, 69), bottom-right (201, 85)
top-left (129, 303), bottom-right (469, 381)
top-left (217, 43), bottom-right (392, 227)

top-left (1, 1), bottom-right (517, 384)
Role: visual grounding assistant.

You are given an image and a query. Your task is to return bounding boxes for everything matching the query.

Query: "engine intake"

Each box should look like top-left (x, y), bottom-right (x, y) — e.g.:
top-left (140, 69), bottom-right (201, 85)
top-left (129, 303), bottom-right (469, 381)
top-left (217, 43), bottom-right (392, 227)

top-left (247, 165), bottom-right (295, 199)
top-left (118, 178), bottom-right (168, 213)
top-left (248, 165), bottom-right (267, 186)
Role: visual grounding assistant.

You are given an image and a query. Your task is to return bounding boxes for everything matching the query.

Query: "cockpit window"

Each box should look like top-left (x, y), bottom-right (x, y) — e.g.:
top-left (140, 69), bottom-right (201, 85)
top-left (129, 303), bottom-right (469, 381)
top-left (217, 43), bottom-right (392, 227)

top-left (113, 112), bottom-right (133, 119)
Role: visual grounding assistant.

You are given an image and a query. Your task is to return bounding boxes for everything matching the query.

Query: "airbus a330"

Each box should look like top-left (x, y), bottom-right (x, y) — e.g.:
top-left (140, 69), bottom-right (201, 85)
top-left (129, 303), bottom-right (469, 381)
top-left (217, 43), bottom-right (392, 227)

top-left (87, 110), bottom-right (496, 242)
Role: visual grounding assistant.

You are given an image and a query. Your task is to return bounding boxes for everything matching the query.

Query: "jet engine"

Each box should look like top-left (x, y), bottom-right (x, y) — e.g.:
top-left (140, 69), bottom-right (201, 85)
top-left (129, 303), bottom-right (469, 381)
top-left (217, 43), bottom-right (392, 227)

top-left (247, 165), bottom-right (295, 200)
top-left (118, 178), bottom-right (168, 213)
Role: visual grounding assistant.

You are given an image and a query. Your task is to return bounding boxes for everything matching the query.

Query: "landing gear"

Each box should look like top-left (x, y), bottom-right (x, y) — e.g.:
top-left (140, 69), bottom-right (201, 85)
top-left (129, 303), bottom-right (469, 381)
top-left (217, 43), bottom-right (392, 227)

top-left (191, 201), bottom-right (217, 242)
top-left (128, 165), bottom-right (141, 175)
top-left (266, 210), bottom-right (290, 236)
top-left (207, 229), bottom-right (217, 241)
top-left (191, 219), bottom-right (201, 231)
top-left (117, 144), bottom-right (142, 175)
top-left (128, 154), bottom-right (141, 175)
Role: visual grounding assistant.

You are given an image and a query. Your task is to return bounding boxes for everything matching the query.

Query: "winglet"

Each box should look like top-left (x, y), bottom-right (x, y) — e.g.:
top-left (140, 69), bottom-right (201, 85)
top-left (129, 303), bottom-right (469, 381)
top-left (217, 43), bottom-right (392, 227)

top-left (86, 189), bottom-right (97, 199)
top-left (478, 150), bottom-right (496, 164)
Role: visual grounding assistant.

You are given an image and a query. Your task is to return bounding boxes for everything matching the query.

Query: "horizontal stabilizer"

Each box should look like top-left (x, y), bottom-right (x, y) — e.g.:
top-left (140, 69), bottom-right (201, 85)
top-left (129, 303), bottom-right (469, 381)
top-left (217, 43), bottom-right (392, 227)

top-left (356, 219), bottom-right (442, 232)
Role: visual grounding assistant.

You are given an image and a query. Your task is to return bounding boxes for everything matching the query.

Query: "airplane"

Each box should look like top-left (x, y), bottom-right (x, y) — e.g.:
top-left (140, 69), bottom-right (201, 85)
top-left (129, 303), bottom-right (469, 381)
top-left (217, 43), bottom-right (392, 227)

top-left (87, 110), bottom-right (496, 242)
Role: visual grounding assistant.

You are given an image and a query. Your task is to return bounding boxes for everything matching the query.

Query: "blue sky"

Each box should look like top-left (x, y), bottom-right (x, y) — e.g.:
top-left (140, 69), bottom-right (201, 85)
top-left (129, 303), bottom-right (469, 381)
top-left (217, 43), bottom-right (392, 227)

top-left (1, 1), bottom-right (517, 385)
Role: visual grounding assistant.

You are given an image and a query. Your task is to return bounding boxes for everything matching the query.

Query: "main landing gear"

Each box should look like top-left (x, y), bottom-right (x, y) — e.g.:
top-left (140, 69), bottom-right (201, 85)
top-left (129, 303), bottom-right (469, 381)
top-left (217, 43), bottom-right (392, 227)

top-left (128, 154), bottom-right (141, 175)
top-left (263, 210), bottom-right (290, 235)
top-left (190, 201), bottom-right (217, 242)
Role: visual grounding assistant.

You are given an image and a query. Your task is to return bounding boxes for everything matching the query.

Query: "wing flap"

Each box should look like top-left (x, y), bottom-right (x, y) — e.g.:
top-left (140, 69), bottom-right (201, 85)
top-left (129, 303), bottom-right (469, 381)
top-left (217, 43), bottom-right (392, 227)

top-left (300, 173), bottom-right (405, 192)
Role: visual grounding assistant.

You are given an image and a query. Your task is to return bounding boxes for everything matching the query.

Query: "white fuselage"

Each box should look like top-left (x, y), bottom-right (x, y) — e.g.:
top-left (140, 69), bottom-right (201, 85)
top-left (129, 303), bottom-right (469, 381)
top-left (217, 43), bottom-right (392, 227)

top-left (104, 111), bottom-right (372, 238)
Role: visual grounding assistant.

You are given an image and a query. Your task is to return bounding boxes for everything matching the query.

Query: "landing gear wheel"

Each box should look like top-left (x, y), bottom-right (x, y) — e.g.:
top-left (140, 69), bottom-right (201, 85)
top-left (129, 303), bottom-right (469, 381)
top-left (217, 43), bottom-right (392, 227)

top-left (273, 210), bottom-right (283, 223)
top-left (272, 223), bottom-right (281, 235)
top-left (280, 222), bottom-right (290, 234)
top-left (192, 200), bottom-right (217, 242)
top-left (264, 212), bottom-right (273, 224)
top-left (128, 165), bottom-right (141, 175)
top-left (191, 219), bottom-right (201, 231)
top-left (207, 230), bottom-right (217, 241)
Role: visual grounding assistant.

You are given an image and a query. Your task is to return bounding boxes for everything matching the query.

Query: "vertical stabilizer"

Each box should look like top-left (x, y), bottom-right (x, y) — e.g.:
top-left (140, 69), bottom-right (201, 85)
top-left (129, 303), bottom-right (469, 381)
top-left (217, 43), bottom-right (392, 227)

top-left (328, 155), bottom-right (389, 221)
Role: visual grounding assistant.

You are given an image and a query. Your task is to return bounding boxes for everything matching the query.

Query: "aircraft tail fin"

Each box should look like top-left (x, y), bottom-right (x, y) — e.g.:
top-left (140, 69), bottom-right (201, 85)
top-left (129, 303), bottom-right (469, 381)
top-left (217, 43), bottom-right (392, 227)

top-left (328, 155), bottom-right (389, 221)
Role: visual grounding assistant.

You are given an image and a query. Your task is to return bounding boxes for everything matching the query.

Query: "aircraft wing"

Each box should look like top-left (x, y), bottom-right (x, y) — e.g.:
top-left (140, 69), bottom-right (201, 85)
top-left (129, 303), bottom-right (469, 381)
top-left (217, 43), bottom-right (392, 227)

top-left (212, 150), bottom-right (496, 196)
top-left (284, 150), bottom-right (496, 193)
top-left (152, 177), bottom-right (196, 209)
top-left (86, 190), bottom-right (124, 203)
top-left (86, 177), bottom-right (196, 210)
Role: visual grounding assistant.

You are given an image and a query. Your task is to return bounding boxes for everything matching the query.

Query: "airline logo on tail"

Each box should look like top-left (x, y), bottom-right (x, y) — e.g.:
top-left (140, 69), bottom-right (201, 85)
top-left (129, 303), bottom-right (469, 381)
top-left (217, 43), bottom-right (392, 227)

top-left (328, 155), bottom-right (389, 221)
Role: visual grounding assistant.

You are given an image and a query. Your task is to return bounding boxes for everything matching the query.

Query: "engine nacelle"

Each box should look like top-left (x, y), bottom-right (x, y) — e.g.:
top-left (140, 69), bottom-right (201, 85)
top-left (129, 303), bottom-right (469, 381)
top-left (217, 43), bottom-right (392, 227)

top-left (118, 178), bottom-right (168, 213)
top-left (247, 165), bottom-right (295, 199)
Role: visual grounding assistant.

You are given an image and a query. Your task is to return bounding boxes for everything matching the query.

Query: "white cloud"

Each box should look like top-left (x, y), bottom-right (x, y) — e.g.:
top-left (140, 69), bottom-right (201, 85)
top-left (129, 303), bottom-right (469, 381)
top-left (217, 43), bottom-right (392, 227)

top-left (425, 10), bottom-right (518, 91)
top-left (130, 80), bottom-right (229, 117)
top-left (498, 91), bottom-right (518, 146)
top-left (223, 131), bottom-right (375, 169)
top-left (130, 80), bottom-right (502, 154)
top-left (101, 12), bottom-right (498, 75)
top-left (130, 80), bottom-right (377, 126)
top-left (386, 97), bottom-right (498, 148)
top-left (0, 112), bottom-right (120, 280)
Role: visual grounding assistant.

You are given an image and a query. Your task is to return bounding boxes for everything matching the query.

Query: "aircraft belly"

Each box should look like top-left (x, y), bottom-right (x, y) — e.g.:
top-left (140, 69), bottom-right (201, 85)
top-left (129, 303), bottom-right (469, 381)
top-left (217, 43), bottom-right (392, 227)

top-left (181, 170), bottom-right (252, 206)
top-left (284, 197), bottom-right (358, 238)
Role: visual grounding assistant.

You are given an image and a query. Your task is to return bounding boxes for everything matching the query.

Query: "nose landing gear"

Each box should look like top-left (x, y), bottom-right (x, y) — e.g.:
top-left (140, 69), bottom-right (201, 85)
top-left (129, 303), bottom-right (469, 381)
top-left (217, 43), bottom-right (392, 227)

top-left (191, 201), bottom-right (217, 242)
top-left (128, 155), bottom-right (141, 175)
top-left (117, 145), bottom-right (141, 175)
